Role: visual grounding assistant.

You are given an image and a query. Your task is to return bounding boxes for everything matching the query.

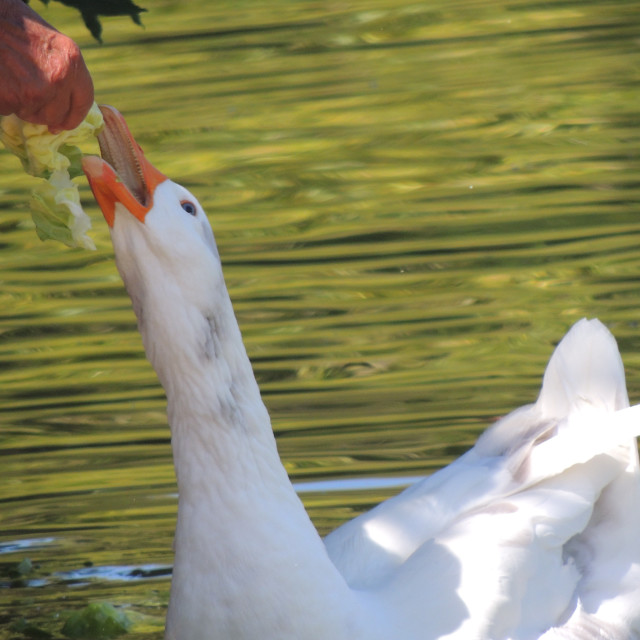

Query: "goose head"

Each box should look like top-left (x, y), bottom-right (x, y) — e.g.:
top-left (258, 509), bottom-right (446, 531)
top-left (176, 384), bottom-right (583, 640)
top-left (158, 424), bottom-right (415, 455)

top-left (82, 106), bottom-right (228, 385)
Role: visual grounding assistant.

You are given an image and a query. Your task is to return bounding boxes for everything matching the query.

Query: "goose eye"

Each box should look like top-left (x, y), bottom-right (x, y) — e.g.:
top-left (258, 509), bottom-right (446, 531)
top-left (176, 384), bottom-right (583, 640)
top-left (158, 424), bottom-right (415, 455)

top-left (181, 201), bottom-right (197, 216)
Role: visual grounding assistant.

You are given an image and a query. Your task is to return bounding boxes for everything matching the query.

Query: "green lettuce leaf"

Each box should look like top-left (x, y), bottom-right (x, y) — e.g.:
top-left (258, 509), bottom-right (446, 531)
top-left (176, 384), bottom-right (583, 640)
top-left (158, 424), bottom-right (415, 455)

top-left (30, 171), bottom-right (95, 250)
top-left (0, 104), bottom-right (104, 249)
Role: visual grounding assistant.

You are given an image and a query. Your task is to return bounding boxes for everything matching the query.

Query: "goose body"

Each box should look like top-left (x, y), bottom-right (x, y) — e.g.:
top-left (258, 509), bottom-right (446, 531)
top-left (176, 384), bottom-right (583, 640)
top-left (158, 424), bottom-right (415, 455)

top-left (83, 106), bottom-right (640, 640)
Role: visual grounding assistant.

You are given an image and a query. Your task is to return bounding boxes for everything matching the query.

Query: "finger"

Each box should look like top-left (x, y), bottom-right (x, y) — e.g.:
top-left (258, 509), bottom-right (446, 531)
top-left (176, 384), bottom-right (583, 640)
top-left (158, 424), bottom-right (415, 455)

top-left (56, 52), bottom-right (95, 131)
top-left (16, 84), bottom-right (68, 131)
top-left (11, 81), bottom-right (50, 123)
top-left (42, 90), bottom-right (73, 133)
top-left (61, 83), bottom-right (94, 131)
top-left (11, 74), bottom-right (59, 127)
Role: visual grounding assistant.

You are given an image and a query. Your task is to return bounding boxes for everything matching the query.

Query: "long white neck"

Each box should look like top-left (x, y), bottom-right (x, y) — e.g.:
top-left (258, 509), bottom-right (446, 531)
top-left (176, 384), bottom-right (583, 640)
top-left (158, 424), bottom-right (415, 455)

top-left (134, 276), bottom-right (369, 640)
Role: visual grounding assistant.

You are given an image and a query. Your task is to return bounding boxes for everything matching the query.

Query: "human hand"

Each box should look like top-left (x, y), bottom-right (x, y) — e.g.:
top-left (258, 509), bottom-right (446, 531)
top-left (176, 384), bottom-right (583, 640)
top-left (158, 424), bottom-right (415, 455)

top-left (0, 0), bottom-right (94, 132)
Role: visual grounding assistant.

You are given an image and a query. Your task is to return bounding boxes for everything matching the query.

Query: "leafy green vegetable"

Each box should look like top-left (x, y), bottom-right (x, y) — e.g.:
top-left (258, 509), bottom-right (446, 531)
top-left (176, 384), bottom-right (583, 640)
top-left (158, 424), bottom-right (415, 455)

top-left (0, 103), bottom-right (104, 249)
top-left (30, 171), bottom-right (95, 249)
top-left (62, 603), bottom-right (132, 639)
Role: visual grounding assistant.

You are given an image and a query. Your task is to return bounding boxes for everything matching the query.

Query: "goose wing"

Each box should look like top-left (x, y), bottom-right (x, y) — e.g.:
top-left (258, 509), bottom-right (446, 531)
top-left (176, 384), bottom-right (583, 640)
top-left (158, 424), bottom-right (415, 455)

top-left (326, 319), bottom-right (640, 638)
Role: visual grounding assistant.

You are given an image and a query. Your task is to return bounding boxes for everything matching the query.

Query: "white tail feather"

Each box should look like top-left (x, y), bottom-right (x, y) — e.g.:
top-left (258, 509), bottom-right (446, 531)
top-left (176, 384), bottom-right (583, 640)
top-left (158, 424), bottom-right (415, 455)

top-left (525, 319), bottom-right (639, 482)
top-left (538, 318), bottom-right (629, 417)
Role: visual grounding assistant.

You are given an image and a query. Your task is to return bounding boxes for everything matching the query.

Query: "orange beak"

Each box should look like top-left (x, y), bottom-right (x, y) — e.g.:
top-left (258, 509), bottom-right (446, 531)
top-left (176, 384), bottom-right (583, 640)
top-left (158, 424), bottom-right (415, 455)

top-left (82, 105), bottom-right (167, 227)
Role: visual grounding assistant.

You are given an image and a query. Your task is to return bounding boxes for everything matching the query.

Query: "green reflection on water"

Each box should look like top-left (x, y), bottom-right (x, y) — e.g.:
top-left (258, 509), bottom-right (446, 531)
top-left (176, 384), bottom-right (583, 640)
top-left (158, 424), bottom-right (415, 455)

top-left (0, 0), bottom-right (639, 636)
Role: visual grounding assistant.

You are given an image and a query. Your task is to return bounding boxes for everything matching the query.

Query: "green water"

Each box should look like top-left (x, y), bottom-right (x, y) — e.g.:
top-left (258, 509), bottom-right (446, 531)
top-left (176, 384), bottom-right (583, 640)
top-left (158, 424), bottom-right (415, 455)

top-left (1, 0), bottom-right (639, 636)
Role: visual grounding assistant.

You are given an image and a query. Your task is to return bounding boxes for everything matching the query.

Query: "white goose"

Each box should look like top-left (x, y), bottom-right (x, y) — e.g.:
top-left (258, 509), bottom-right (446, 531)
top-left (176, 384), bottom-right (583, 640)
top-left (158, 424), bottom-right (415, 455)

top-left (83, 105), bottom-right (640, 640)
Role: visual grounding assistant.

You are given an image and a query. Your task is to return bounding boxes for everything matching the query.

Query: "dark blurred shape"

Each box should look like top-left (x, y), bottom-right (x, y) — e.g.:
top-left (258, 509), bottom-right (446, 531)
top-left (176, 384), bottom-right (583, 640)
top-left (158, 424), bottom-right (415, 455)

top-left (28, 0), bottom-right (147, 42)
